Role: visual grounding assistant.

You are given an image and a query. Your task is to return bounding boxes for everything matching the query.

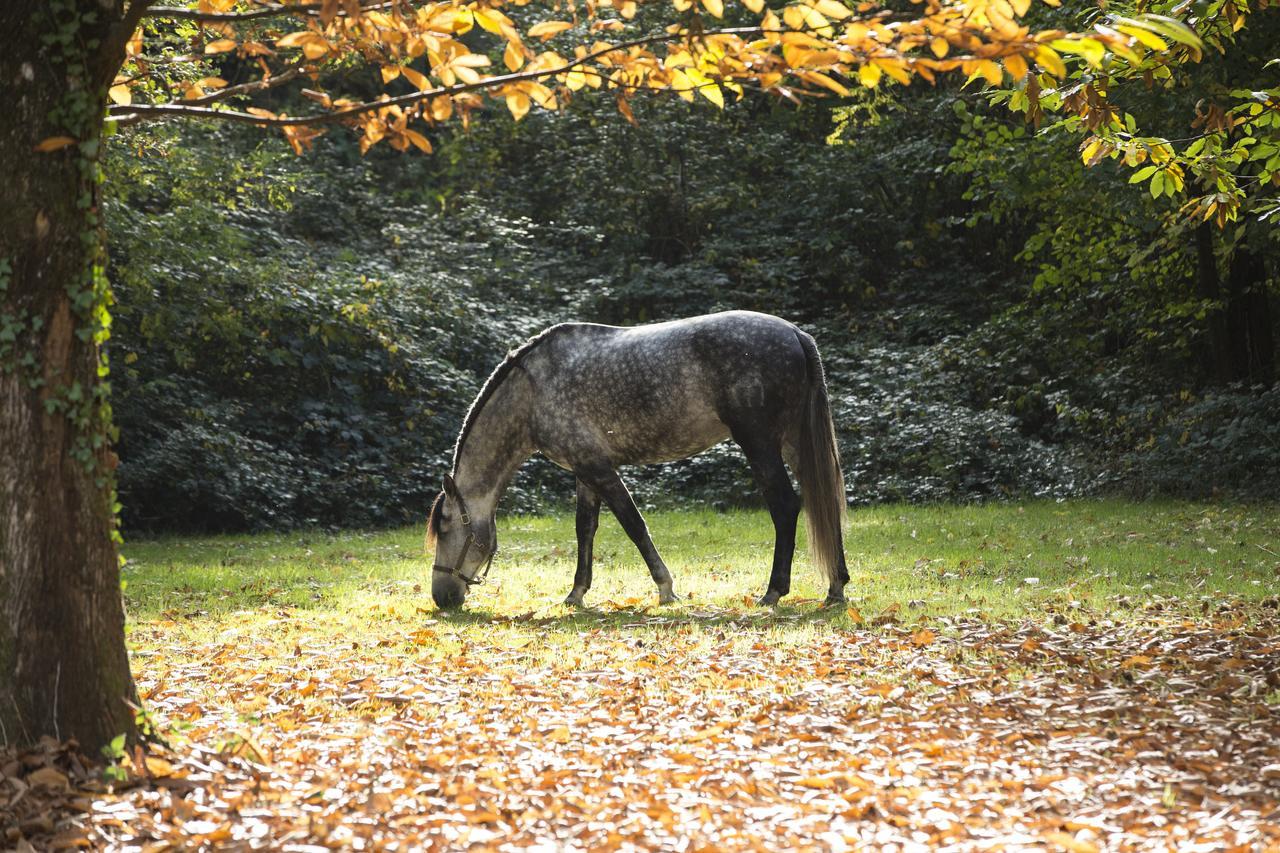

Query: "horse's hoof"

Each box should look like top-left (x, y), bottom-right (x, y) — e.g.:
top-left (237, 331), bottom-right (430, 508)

top-left (563, 594), bottom-right (584, 607)
top-left (657, 587), bottom-right (680, 605)
top-left (756, 590), bottom-right (782, 607)
top-left (821, 594), bottom-right (846, 609)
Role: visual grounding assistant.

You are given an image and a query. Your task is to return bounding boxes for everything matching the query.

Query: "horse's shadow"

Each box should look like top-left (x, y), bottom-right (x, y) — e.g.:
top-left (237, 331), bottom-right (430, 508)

top-left (434, 599), bottom-right (846, 633)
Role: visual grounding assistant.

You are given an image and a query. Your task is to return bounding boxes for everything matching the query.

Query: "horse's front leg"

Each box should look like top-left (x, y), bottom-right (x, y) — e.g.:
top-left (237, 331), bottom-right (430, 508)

top-left (565, 478), bottom-right (600, 606)
top-left (578, 465), bottom-right (679, 605)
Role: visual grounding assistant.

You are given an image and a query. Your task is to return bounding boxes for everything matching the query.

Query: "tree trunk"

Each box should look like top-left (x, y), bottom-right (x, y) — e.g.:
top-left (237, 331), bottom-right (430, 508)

top-left (1226, 246), bottom-right (1275, 386)
top-left (0, 0), bottom-right (138, 753)
top-left (1194, 223), bottom-right (1234, 384)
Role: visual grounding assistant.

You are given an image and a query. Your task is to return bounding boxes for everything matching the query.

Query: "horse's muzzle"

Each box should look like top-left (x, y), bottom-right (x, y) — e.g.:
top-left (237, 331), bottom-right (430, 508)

top-left (432, 573), bottom-right (468, 610)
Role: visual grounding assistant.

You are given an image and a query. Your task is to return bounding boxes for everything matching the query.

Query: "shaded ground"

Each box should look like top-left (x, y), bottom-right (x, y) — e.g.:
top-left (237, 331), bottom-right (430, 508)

top-left (4, 502), bottom-right (1280, 850)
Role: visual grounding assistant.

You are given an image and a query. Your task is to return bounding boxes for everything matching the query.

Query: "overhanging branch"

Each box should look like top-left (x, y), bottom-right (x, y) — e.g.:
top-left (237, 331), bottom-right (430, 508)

top-left (143, 0), bottom-right (395, 22)
top-left (107, 26), bottom-right (777, 128)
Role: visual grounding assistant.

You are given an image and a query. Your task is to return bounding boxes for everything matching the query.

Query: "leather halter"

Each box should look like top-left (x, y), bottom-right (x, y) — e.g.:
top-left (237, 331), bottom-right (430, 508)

top-left (431, 492), bottom-right (495, 587)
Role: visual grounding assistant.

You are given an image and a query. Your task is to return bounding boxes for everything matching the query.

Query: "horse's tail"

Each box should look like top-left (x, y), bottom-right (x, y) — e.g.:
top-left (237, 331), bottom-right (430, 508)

top-left (793, 329), bottom-right (846, 588)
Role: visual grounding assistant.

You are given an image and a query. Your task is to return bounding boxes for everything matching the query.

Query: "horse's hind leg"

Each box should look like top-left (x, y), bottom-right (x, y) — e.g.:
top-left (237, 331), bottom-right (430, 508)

top-left (733, 429), bottom-right (801, 607)
top-left (576, 465), bottom-right (678, 605)
top-left (565, 478), bottom-right (600, 607)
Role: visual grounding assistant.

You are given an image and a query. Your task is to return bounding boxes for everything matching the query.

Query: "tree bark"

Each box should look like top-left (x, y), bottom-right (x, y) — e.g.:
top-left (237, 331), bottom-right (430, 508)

top-left (1226, 246), bottom-right (1275, 386)
top-left (1194, 223), bottom-right (1234, 384)
top-left (0, 0), bottom-right (138, 753)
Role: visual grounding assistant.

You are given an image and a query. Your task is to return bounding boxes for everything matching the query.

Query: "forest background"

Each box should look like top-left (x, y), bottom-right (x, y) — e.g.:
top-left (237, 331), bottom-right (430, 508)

top-left (104, 3), bottom-right (1280, 534)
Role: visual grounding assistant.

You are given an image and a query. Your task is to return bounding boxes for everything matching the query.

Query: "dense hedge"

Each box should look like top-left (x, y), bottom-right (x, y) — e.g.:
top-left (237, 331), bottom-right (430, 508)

top-left (104, 87), bottom-right (1278, 533)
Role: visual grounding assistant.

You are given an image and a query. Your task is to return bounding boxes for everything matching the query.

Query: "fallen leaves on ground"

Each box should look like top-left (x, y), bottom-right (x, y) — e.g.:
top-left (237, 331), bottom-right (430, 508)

top-left (5, 599), bottom-right (1280, 851)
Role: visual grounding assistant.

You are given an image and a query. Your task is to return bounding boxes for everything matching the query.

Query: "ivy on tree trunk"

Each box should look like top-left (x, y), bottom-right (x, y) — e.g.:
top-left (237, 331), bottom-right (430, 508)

top-left (0, 0), bottom-right (139, 753)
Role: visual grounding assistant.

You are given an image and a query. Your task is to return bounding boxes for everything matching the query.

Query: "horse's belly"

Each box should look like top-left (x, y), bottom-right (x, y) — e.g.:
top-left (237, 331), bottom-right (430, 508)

top-left (606, 409), bottom-right (730, 465)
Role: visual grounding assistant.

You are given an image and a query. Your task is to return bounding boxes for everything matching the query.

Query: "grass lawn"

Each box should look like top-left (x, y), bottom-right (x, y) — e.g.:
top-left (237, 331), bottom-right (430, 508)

top-left (123, 498), bottom-right (1280, 626)
top-left (16, 499), bottom-right (1280, 850)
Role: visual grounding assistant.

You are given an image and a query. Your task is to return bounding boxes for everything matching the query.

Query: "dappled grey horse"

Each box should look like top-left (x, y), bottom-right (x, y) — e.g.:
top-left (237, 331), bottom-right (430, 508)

top-left (426, 310), bottom-right (850, 610)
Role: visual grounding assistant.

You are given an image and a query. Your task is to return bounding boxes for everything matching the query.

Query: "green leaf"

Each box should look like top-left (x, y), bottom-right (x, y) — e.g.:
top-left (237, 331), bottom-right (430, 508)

top-left (1130, 165), bottom-right (1158, 184)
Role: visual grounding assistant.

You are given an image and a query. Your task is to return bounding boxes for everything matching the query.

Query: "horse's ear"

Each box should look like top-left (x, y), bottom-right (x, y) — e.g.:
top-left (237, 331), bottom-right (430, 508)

top-left (442, 473), bottom-right (459, 497)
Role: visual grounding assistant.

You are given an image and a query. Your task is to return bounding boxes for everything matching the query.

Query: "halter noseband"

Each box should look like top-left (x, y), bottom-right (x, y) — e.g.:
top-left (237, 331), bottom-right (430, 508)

top-left (431, 492), bottom-right (495, 587)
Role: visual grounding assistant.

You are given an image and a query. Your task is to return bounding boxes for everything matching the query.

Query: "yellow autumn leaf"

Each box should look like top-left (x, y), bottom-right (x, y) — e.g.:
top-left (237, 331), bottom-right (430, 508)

top-left (274, 31), bottom-right (314, 49)
top-left (108, 83), bottom-right (132, 106)
top-left (811, 0), bottom-right (852, 21)
top-left (1004, 52), bottom-right (1029, 80)
top-left (528, 20), bottom-right (573, 40)
top-left (504, 42), bottom-right (526, 71)
top-left (858, 62), bottom-right (881, 87)
top-left (401, 66), bottom-right (432, 91)
top-left (742, 0), bottom-right (764, 11)
top-left (701, 0), bottom-right (724, 18)
top-left (976, 59), bottom-right (1003, 85)
top-left (698, 80), bottom-right (724, 107)
top-left (402, 128), bottom-right (433, 153)
top-left (429, 96), bottom-right (453, 121)
top-left (204, 38), bottom-right (237, 54)
top-left (1042, 832), bottom-right (1099, 853)
top-left (795, 775), bottom-right (837, 789)
top-left (506, 91), bottom-right (531, 120)
top-left (1033, 44), bottom-right (1066, 76)
top-left (521, 81), bottom-right (557, 109)
top-left (473, 8), bottom-right (510, 35)
top-left (34, 136), bottom-right (77, 153)
top-left (801, 70), bottom-right (850, 96)
top-left (1115, 24), bottom-right (1167, 51)
top-left (876, 59), bottom-right (912, 85)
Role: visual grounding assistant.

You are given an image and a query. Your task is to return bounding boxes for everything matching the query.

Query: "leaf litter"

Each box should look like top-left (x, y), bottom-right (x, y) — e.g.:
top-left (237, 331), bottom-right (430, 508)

top-left (4, 597), bottom-right (1279, 851)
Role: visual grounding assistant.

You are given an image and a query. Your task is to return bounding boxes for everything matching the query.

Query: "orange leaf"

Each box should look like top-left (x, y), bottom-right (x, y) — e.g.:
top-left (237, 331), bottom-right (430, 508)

top-left (34, 136), bottom-right (77, 152)
top-left (402, 128), bottom-right (433, 153)
top-left (528, 21), bottom-right (573, 40)
top-left (795, 775), bottom-right (836, 789)
top-left (401, 66), bottom-right (432, 91)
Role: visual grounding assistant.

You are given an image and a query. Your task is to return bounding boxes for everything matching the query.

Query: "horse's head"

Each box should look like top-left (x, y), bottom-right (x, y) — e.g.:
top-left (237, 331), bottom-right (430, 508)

top-left (425, 474), bottom-right (496, 610)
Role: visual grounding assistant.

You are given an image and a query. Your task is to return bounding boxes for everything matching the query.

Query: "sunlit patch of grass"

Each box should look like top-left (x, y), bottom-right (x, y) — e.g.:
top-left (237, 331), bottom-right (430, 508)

top-left (119, 498), bottom-right (1280, 694)
top-left (125, 498), bottom-right (1279, 626)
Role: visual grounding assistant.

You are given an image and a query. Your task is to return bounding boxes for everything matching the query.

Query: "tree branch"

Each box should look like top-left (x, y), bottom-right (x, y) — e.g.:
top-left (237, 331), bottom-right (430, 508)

top-left (142, 0), bottom-right (395, 22)
top-left (180, 60), bottom-right (311, 106)
top-left (123, 0), bottom-right (160, 31)
top-left (107, 26), bottom-right (775, 128)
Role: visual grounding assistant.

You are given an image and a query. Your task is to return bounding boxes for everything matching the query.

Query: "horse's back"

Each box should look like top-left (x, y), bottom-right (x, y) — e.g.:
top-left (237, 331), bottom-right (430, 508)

top-left (527, 312), bottom-right (810, 466)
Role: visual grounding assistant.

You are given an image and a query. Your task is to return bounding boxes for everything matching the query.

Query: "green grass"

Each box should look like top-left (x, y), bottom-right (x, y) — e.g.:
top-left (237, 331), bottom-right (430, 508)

top-left (123, 498), bottom-right (1280, 641)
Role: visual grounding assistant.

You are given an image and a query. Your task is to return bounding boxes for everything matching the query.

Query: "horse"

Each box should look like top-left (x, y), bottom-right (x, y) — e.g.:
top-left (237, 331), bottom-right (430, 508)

top-left (425, 310), bottom-right (850, 611)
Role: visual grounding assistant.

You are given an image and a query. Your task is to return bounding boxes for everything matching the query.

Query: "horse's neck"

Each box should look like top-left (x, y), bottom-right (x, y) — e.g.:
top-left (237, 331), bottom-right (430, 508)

top-left (453, 370), bottom-right (534, 516)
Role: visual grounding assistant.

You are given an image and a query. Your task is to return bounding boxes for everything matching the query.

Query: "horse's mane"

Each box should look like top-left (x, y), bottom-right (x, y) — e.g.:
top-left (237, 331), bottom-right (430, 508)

top-left (427, 325), bottom-right (564, 548)
top-left (452, 324), bottom-right (562, 468)
top-left (425, 491), bottom-right (445, 550)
